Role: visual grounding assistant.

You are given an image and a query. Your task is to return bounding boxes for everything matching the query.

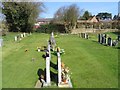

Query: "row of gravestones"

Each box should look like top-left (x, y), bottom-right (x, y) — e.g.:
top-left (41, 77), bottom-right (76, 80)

top-left (14, 32), bottom-right (32, 42)
top-left (98, 34), bottom-right (119, 46)
top-left (40, 32), bottom-right (72, 88)
top-left (79, 33), bottom-right (89, 39)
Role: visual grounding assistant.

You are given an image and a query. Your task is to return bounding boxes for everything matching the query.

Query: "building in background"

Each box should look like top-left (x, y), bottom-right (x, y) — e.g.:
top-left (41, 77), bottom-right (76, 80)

top-left (34, 18), bottom-right (52, 29)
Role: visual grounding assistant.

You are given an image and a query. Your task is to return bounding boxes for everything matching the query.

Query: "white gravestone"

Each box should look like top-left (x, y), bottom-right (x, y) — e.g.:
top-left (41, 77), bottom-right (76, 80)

top-left (57, 52), bottom-right (62, 84)
top-left (110, 39), bottom-right (112, 46)
top-left (14, 36), bottom-right (17, 41)
top-left (0, 39), bottom-right (3, 47)
top-left (38, 48), bottom-right (40, 52)
top-left (21, 34), bottom-right (23, 38)
top-left (46, 57), bottom-right (51, 86)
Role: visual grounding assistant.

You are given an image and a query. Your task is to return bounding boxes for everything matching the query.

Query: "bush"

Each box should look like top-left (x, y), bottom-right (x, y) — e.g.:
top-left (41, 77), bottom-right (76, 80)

top-left (35, 24), bottom-right (66, 33)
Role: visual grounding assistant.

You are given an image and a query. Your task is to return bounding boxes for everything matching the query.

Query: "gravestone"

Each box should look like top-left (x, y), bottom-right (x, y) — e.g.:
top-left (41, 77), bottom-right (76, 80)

top-left (23, 32), bottom-right (26, 37)
top-left (101, 35), bottom-right (104, 44)
top-left (84, 33), bottom-right (86, 39)
top-left (46, 57), bottom-right (51, 86)
top-left (57, 52), bottom-right (62, 84)
top-left (45, 43), bottom-right (51, 86)
top-left (0, 39), bottom-right (3, 47)
top-left (118, 35), bottom-right (120, 41)
top-left (86, 34), bottom-right (89, 39)
top-left (21, 34), bottom-right (23, 38)
top-left (102, 34), bottom-right (106, 44)
top-left (98, 34), bottom-right (101, 43)
top-left (37, 48), bottom-right (40, 52)
top-left (14, 36), bottom-right (17, 41)
top-left (108, 37), bottom-right (112, 46)
top-left (112, 40), bottom-right (118, 46)
top-left (49, 32), bottom-right (56, 51)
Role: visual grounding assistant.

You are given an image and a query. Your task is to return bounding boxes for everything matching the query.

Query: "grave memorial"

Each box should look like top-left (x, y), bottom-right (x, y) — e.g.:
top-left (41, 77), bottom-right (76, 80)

top-left (0, 39), bottom-right (3, 47)
top-left (40, 32), bottom-right (72, 88)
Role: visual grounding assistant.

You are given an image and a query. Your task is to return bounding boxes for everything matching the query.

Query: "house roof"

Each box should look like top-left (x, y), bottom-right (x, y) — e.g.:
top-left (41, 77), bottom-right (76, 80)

top-left (37, 18), bottom-right (53, 22)
top-left (77, 16), bottom-right (99, 23)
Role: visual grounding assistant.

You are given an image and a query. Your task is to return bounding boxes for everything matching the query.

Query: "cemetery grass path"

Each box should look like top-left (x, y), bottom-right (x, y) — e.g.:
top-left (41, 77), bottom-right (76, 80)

top-left (2, 32), bottom-right (118, 88)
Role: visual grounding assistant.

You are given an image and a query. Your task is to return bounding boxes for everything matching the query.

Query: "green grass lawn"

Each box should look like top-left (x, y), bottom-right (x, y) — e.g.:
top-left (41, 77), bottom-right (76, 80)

top-left (2, 32), bottom-right (118, 88)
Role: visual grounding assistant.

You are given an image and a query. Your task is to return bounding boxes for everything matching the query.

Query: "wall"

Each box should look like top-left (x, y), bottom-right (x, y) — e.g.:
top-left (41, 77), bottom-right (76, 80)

top-left (71, 28), bottom-right (119, 34)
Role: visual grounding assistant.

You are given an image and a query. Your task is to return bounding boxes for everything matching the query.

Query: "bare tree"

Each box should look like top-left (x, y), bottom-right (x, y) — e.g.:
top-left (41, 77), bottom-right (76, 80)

top-left (53, 4), bottom-right (80, 33)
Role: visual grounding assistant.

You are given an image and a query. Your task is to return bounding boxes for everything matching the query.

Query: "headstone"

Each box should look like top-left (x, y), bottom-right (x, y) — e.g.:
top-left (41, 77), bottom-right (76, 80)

top-left (23, 32), bottom-right (26, 37)
top-left (101, 35), bottom-right (104, 44)
top-left (102, 34), bottom-right (106, 44)
top-left (110, 39), bottom-right (112, 46)
top-left (108, 37), bottom-right (112, 46)
top-left (14, 36), bottom-right (17, 41)
top-left (21, 34), bottom-right (23, 38)
top-left (83, 33), bottom-right (85, 38)
top-left (104, 34), bottom-right (107, 38)
top-left (46, 57), bottom-right (51, 86)
top-left (0, 39), bottom-right (3, 47)
top-left (86, 34), bottom-right (89, 39)
top-left (112, 40), bottom-right (118, 46)
top-left (84, 33), bottom-right (86, 39)
top-left (57, 52), bottom-right (62, 84)
top-left (118, 35), bottom-right (120, 41)
top-left (49, 32), bottom-right (56, 51)
top-left (98, 34), bottom-right (101, 43)
top-left (38, 48), bottom-right (40, 52)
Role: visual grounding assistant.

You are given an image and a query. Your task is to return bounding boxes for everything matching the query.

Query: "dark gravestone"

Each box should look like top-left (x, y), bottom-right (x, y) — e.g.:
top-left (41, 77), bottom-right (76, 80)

top-left (118, 35), bottom-right (120, 41)
top-left (104, 34), bottom-right (107, 38)
top-left (98, 34), bottom-right (101, 43)
top-left (108, 37), bottom-right (112, 46)
top-left (103, 34), bottom-right (107, 44)
top-left (86, 34), bottom-right (89, 39)
top-left (101, 35), bottom-right (104, 44)
top-left (100, 34), bottom-right (103, 44)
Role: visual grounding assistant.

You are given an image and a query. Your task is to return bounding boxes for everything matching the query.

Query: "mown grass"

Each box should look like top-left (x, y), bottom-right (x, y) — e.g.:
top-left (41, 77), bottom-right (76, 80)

top-left (2, 32), bottom-right (118, 88)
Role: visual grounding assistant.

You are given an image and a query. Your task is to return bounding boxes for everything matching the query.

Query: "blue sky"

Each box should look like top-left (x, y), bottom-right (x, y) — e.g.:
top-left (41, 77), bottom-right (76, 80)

top-left (40, 2), bottom-right (118, 18)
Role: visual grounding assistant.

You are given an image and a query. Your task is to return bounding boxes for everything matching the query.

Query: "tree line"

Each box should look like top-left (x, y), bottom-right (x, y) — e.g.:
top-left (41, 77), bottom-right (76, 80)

top-left (2, 2), bottom-right (45, 32)
top-left (2, 2), bottom-right (119, 34)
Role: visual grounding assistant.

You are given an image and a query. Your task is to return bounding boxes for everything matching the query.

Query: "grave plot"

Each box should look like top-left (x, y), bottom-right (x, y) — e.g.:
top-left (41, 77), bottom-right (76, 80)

top-left (36, 32), bottom-right (72, 88)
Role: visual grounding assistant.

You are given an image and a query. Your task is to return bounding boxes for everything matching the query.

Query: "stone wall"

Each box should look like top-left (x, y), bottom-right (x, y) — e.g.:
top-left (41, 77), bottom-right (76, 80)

top-left (71, 28), bottom-right (120, 34)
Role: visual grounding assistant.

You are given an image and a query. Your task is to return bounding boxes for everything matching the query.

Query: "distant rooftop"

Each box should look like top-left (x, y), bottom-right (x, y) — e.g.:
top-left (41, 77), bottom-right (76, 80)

top-left (37, 18), bottom-right (53, 22)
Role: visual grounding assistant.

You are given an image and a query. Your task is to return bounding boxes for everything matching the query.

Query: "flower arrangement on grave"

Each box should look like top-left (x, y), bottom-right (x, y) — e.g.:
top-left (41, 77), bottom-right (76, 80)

top-left (61, 62), bottom-right (70, 83)
top-left (37, 47), bottom-right (41, 52)
top-left (54, 47), bottom-right (65, 55)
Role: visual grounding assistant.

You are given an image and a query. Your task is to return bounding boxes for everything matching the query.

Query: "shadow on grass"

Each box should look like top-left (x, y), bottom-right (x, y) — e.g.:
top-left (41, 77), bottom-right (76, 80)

top-left (51, 52), bottom-right (57, 56)
top-left (43, 68), bottom-right (58, 85)
top-left (114, 46), bottom-right (120, 49)
top-left (37, 68), bottom-right (45, 81)
top-left (50, 61), bottom-right (58, 70)
top-left (50, 71), bottom-right (58, 86)
top-left (111, 32), bottom-right (120, 35)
